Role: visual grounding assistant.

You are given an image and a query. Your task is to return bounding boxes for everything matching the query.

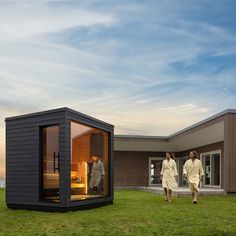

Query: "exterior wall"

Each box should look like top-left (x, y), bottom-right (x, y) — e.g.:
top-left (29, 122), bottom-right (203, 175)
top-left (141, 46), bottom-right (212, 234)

top-left (168, 115), bottom-right (225, 140)
top-left (224, 114), bottom-right (236, 192)
top-left (6, 110), bottom-right (67, 208)
top-left (176, 141), bottom-right (224, 158)
top-left (169, 121), bottom-right (224, 152)
top-left (114, 151), bottom-right (164, 186)
top-left (176, 141), bottom-right (224, 188)
top-left (115, 138), bottom-right (169, 152)
top-left (114, 142), bottom-right (224, 188)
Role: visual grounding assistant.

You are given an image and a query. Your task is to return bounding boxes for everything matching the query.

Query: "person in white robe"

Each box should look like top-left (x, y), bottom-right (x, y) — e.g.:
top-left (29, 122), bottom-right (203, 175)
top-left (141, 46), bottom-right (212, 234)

top-left (89, 156), bottom-right (105, 194)
top-left (160, 152), bottom-right (178, 202)
top-left (183, 151), bottom-right (204, 204)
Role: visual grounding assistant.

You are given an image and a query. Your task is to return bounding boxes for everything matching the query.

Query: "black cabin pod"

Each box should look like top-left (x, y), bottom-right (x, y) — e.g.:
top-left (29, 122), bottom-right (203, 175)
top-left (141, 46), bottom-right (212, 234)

top-left (5, 107), bottom-right (114, 211)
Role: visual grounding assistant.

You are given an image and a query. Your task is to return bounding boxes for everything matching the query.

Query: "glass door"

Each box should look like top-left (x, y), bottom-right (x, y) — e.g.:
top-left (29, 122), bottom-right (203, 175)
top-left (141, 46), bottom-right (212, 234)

top-left (201, 151), bottom-right (221, 187)
top-left (41, 125), bottom-right (60, 202)
top-left (203, 154), bottom-right (211, 186)
top-left (211, 153), bottom-right (220, 186)
top-left (149, 158), bottom-right (164, 185)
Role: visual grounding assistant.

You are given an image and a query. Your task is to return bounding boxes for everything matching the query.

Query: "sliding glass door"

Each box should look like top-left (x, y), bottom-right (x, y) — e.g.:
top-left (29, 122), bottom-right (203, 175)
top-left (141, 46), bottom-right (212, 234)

top-left (201, 151), bottom-right (220, 187)
top-left (149, 158), bottom-right (164, 185)
top-left (41, 125), bottom-right (60, 202)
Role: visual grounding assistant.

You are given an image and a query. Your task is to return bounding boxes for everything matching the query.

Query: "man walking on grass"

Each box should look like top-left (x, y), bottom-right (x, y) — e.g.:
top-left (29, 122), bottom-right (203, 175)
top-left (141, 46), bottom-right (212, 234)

top-left (183, 151), bottom-right (204, 204)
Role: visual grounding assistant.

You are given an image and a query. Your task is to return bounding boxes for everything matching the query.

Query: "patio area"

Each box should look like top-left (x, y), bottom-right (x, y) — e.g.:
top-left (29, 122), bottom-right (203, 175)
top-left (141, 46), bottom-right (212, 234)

top-left (115, 186), bottom-right (226, 196)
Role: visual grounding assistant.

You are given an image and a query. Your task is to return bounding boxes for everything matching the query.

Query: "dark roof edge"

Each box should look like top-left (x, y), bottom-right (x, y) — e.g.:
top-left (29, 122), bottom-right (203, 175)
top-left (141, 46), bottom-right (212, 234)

top-left (168, 109), bottom-right (235, 138)
top-left (115, 109), bottom-right (236, 140)
top-left (5, 107), bottom-right (67, 121)
top-left (5, 107), bottom-right (114, 127)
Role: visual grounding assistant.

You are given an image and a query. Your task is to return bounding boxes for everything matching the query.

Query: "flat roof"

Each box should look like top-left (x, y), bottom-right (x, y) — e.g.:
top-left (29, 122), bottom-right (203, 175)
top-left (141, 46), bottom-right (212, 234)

top-left (5, 107), bottom-right (114, 128)
top-left (115, 109), bottom-right (236, 140)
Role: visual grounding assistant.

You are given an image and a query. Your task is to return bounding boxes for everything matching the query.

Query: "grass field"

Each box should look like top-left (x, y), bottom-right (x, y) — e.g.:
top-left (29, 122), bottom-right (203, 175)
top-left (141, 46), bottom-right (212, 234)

top-left (0, 188), bottom-right (236, 236)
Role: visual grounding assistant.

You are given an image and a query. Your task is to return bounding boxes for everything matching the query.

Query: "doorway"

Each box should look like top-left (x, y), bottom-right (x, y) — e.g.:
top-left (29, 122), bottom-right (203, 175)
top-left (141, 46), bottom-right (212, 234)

top-left (149, 158), bottom-right (164, 186)
top-left (201, 151), bottom-right (221, 187)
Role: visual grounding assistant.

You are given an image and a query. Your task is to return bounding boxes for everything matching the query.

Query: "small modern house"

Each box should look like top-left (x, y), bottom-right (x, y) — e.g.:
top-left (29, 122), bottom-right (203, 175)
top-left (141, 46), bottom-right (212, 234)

top-left (114, 109), bottom-right (236, 194)
top-left (5, 108), bottom-right (114, 211)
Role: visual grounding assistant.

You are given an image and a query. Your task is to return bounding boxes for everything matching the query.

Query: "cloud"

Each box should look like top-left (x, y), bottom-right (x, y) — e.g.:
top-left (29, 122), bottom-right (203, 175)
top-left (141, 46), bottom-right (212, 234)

top-left (0, 0), bottom-right (236, 178)
top-left (0, 1), bottom-right (115, 39)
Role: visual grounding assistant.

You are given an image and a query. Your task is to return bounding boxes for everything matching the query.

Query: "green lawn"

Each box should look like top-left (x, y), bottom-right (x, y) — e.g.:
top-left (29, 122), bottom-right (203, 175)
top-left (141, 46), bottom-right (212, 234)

top-left (0, 189), bottom-right (236, 236)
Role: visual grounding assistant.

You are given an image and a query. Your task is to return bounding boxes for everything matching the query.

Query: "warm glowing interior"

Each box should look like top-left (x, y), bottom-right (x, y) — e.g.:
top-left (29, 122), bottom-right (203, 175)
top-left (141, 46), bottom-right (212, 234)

top-left (70, 121), bottom-right (109, 201)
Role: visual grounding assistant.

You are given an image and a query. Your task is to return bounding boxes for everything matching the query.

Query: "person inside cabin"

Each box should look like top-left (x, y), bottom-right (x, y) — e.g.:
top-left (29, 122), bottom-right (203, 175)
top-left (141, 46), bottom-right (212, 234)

top-left (89, 155), bottom-right (105, 194)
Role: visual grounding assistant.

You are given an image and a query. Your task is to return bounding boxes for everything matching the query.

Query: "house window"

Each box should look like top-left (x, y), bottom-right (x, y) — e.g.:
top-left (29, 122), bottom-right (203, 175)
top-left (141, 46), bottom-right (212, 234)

top-left (149, 158), bottom-right (164, 185)
top-left (70, 121), bottom-right (109, 201)
top-left (201, 150), bottom-right (221, 187)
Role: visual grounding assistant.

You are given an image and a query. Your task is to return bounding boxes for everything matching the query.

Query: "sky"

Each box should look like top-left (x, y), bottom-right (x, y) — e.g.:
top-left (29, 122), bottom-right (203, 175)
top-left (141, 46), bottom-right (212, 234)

top-left (0, 0), bottom-right (236, 180)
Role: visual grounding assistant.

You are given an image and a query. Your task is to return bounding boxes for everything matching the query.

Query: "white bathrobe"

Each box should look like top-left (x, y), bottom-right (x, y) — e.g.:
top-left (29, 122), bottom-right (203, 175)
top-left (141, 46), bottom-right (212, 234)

top-left (160, 159), bottom-right (178, 189)
top-left (183, 158), bottom-right (204, 191)
top-left (89, 160), bottom-right (105, 189)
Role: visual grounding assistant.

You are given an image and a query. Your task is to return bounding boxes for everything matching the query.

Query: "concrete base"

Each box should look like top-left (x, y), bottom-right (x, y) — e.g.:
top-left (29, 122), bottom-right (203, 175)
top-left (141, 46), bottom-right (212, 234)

top-left (115, 186), bottom-right (226, 196)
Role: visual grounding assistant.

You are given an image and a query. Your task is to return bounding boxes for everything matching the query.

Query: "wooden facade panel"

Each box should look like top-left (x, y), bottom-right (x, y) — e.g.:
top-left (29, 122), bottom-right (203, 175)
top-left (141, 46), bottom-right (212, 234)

top-left (114, 151), bottom-right (163, 186)
top-left (224, 114), bottom-right (236, 192)
top-left (6, 112), bottom-right (63, 206)
top-left (6, 131), bottom-right (37, 137)
top-left (6, 112), bottom-right (65, 126)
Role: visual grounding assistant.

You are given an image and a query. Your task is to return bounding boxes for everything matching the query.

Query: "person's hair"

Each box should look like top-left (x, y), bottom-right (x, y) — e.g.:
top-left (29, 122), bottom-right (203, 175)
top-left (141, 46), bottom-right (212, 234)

top-left (91, 154), bottom-right (100, 158)
top-left (190, 151), bottom-right (199, 159)
top-left (166, 152), bottom-right (173, 159)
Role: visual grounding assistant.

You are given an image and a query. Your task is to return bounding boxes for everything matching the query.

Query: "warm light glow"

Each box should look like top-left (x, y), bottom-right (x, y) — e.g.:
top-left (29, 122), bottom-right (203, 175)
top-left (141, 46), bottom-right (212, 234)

top-left (70, 121), bottom-right (109, 201)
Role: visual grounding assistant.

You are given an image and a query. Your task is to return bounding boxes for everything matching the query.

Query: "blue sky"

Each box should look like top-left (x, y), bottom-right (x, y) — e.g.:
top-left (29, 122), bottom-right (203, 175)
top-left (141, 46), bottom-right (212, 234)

top-left (0, 0), bottom-right (236, 178)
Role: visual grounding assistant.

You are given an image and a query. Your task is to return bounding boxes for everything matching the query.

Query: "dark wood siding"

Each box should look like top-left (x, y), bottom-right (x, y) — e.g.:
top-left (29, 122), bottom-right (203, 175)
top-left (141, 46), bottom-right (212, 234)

top-left (6, 111), bottom-right (66, 207)
top-left (224, 114), bottom-right (236, 192)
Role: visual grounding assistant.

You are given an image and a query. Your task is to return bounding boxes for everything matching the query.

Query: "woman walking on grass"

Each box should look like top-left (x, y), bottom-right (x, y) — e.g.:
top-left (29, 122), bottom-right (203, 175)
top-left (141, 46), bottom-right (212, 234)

top-left (160, 152), bottom-right (178, 202)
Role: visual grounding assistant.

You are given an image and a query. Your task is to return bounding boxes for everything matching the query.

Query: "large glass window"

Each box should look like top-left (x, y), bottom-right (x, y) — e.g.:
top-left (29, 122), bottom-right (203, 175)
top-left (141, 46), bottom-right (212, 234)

top-left (70, 121), bottom-right (109, 201)
top-left (149, 158), bottom-right (164, 185)
top-left (41, 125), bottom-right (60, 202)
top-left (201, 151), bottom-right (221, 187)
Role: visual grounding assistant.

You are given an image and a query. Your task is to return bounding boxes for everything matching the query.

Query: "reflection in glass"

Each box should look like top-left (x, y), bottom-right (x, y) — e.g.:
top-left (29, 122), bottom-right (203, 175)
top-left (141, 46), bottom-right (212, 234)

top-left (179, 157), bottom-right (187, 187)
top-left (204, 155), bottom-right (211, 185)
top-left (211, 154), bottom-right (220, 186)
top-left (42, 125), bottom-right (60, 202)
top-left (71, 121), bottom-right (109, 201)
top-left (150, 160), bottom-right (162, 185)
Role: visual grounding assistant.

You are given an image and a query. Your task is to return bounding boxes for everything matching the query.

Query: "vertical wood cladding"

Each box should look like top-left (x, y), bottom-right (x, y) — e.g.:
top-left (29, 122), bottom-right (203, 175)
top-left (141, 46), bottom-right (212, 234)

top-left (114, 151), bottom-right (165, 186)
top-left (224, 114), bottom-right (236, 192)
